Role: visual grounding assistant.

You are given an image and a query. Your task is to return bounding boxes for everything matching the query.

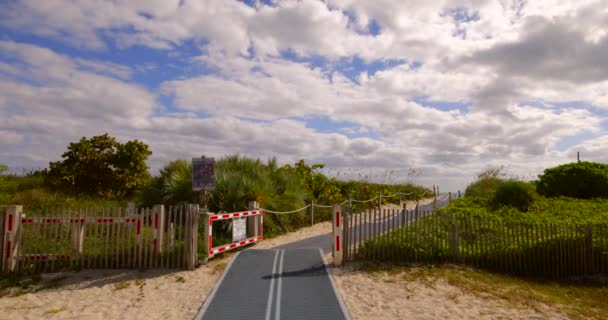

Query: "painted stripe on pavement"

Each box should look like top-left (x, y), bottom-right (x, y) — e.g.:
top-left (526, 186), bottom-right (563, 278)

top-left (265, 250), bottom-right (280, 320)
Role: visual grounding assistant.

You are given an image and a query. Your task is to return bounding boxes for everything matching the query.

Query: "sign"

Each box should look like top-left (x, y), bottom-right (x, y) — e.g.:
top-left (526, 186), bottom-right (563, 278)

top-left (192, 156), bottom-right (215, 191)
top-left (232, 218), bottom-right (247, 242)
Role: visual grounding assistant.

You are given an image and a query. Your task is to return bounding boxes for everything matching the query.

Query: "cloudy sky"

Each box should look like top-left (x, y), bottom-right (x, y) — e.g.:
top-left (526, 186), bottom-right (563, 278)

top-left (1, 0), bottom-right (607, 192)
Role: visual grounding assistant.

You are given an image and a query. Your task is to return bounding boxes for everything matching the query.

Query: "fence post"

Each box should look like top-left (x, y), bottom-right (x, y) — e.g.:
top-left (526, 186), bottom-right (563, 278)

top-left (71, 218), bottom-right (85, 256)
top-left (0, 206), bottom-right (5, 267)
top-left (458, 190), bottom-right (461, 198)
top-left (401, 202), bottom-right (407, 226)
top-left (332, 204), bottom-right (343, 266)
top-left (433, 186), bottom-right (437, 209)
top-left (2, 205), bottom-right (22, 272)
top-left (248, 201), bottom-right (260, 237)
top-left (378, 194), bottom-right (382, 212)
top-left (585, 225), bottom-right (593, 274)
top-left (450, 221), bottom-right (459, 262)
top-left (202, 210), bottom-right (211, 260)
top-left (153, 205), bottom-right (165, 254)
top-left (185, 204), bottom-right (199, 270)
top-left (311, 201), bottom-right (314, 226)
top-left (415, 193), bottom-right (420, 216)
top-left (448, 192), bottom-right (452, 204)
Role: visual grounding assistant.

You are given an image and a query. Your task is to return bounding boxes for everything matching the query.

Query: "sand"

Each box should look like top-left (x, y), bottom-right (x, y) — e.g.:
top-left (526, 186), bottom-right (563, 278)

top-left (329, 264), bottom-right (570, 320)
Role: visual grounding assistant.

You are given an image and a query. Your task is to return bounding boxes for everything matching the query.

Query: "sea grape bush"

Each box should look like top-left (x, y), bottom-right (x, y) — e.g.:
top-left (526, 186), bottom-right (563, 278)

top-left (536, 161), bottom-right (608, 199)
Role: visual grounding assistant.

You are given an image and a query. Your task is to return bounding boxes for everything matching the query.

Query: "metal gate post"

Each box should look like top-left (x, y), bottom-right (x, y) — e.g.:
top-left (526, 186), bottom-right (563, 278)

top-left (247, 201), bottom-right (260, 238)
top-left (332, 204), bottom-right (343, 266)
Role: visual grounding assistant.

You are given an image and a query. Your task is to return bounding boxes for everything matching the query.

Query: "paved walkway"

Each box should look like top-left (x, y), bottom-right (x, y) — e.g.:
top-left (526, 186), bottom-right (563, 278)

top-left (196, 248), bottom-right (350, 320)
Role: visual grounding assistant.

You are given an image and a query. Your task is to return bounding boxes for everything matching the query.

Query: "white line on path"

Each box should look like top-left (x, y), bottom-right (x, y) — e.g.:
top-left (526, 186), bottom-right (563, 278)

top-left (275, 250), bottom-right (285, 320)
top-left (265, 250), bottom-right (280, 320)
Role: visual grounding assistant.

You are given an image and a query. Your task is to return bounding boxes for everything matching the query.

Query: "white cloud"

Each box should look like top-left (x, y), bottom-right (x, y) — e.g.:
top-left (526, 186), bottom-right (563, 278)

top-left (1, 1), bottom-right (608, 192)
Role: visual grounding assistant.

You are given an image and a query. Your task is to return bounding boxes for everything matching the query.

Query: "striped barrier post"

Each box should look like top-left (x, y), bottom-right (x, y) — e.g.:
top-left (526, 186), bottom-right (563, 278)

top-left (2, 205), bottom-right (22, 272)
top-left (332, 204), bottom-right (343, 266)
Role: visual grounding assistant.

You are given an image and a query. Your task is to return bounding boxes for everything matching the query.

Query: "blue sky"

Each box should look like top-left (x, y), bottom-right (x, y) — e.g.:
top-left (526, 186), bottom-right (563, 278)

top-left (1, 0), bottom-right (607, 192)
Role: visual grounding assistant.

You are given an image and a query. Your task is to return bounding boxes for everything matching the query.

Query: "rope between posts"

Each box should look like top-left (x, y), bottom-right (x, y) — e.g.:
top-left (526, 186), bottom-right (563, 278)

top-left (259, 189), bottom-right (433, 214)
top-left (261, 204), bottom-right (311, 214)
top-left (351, 196), bottom-right (379, 203)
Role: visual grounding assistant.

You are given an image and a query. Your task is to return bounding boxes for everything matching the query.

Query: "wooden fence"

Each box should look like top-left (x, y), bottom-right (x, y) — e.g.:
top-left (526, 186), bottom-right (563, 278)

top-left (343, 208), bottom-right (608, 278)
top-left (1, 205), bottom-right (199, 273)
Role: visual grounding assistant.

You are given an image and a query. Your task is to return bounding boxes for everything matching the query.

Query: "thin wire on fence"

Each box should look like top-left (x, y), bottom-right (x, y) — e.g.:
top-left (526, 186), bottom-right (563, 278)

top-left (260, 190), bottom-right (432, 214)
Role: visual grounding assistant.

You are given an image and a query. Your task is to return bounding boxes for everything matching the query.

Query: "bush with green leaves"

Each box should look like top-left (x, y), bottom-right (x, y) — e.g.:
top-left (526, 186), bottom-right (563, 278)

top-left (46, 134), bottom-right (152, 199)
top-left (491, 180), bottom-right (537, 212)
top-left (536, 161), bottom-right (608, 199)
top-left (464, 167), bottom-right (507, 199)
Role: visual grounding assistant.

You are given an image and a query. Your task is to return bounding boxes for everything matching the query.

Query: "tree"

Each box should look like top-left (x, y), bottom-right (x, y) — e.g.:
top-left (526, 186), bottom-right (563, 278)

top-left (47, 134), bottom-right (151, 198)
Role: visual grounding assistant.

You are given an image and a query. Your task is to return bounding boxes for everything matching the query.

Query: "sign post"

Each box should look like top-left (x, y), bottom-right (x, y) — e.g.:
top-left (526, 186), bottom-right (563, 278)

top-left (194, 156), bottom-right (215, 263)
top-left (193, 156), bottom-right (215, 210)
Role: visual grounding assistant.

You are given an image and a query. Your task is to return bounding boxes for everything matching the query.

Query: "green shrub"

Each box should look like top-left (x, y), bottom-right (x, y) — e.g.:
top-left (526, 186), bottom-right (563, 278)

top-left (536, 161), bottom-right (608, 199)
top-left (465, 177), bottom-right (505, 199)
top-left (491, 181), bottom-right (537, 212)
top-left (464, 167), bottom-right (508, 199)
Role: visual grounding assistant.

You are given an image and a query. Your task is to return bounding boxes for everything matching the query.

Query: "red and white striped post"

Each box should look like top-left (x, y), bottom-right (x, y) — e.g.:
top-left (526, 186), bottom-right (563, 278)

top-left (332, 204), bottom-right (343, 266)
top-left (2, 205), bottom-right (22, 272)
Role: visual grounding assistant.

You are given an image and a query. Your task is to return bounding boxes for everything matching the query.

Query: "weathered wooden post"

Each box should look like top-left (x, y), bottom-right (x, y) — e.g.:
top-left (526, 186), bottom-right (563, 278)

top-left (585, 225), bottom-right (593, 274)
top-left (0, 206), bottom-right (4, 266)
top-left (185, 204), bottom-right (199, 270)
top-left (449, 220), bottom-right (459, 262)
top-left (401, 202), bottom-right (407, 227)
top-left (332, 204), bottom-right (343, 266)
top-left (2, 205), bottom-right (22, 272)
top-left (458, 190), bottom-right (461, 198)
top-left (448, 192), bottom-right (452, 204)
top-left (433, 185), bottom-right (437, 209)
top-left (71, 215), bottom-right (85, 256)
top-left (310, 200), bottom-right (314, 226)
top-left (152, 205), bottom-right (165, 254)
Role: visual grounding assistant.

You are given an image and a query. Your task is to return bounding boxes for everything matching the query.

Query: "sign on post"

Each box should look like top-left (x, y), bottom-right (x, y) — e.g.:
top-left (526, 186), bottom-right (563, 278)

top-left (232, 218), bottom-right (247, 242)
top-left (192, 156), bottom-right (215, 191)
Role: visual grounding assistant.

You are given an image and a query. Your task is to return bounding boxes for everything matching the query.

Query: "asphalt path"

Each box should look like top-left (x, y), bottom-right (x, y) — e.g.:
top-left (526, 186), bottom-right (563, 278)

top-left (196, 248), bottom-right (350, 320)
top-left (273, 195), bottom-right (452, 253)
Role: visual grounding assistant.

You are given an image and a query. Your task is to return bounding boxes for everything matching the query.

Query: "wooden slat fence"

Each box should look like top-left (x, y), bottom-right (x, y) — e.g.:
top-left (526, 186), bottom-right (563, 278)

top-left (1, 205), bottom-right (200, 273)
top-left (343, 208), bottom-right (608, 278)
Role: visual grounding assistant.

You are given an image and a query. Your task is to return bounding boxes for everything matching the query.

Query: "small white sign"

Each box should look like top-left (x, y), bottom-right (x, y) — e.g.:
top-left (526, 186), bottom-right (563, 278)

top-left (232, 218), bottom-right (247, 242)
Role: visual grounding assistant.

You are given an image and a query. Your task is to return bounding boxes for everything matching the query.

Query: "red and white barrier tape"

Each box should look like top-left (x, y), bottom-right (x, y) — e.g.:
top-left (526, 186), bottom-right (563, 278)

top-left (208, 210), bottom-right (263, 221)
top-left (209, 236), bottom-right (263, 255)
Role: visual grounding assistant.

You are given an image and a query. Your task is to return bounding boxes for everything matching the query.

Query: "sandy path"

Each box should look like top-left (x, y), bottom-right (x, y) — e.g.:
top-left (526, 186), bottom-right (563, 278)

top-left (329, 263), bottom-right (569, 320)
